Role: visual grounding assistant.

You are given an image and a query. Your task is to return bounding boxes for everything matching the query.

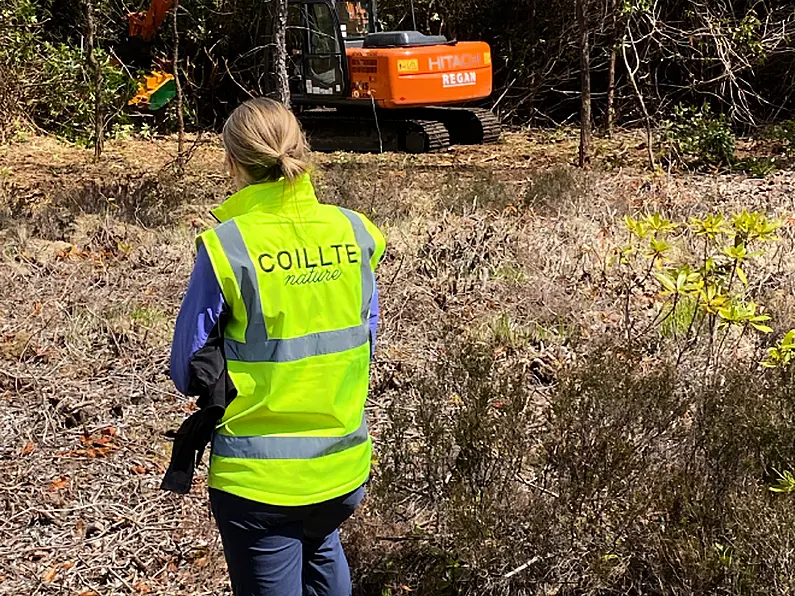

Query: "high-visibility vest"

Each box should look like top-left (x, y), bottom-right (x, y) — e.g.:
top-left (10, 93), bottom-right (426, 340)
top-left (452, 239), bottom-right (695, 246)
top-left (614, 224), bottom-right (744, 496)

top-left (198, 174), bottom-right (385, 506)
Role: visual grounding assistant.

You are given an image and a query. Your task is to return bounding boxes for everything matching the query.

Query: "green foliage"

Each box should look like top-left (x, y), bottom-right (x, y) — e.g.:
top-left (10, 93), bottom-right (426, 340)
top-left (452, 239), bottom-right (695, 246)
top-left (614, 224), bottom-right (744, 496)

top-left (731, 10), bottom-right (765, 61)
top-left (736, 156), bottom-right (777, 178)
top-left (488, 312), bottom-right (527, 349)
top-left (762, 329), bottom-right (795, 369)
top-left (619, 0), bottom-right (652, 17)
top-left (713, 542), bottom-right (734, 567)
top-left (0, 0), bottom-right (42, 132)
top-left (621, 211), bottom-right (782, 363)
top-left (769, 469), bottom-right (795, 493)
top-left (34, 44), bottom-right (135, 144)
top-left (0, 0), bottom-right (135, 141)
top-left (765, 119), bottom-right (795, 154)
top-left (660, 295), bottom-right (698, 338)
top-left (662, 104), bottom-right (736, 169)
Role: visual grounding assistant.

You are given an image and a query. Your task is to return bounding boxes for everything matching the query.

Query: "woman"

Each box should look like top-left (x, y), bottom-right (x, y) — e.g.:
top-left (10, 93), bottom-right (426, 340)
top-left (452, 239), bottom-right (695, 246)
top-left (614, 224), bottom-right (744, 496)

top-left (165, 97), bottom-right (385, 596)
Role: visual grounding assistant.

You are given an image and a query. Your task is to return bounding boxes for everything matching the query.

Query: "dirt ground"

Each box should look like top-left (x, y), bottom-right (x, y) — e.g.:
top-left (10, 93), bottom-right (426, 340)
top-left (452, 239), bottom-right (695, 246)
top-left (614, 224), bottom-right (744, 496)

top-left (2, 131), bottom-right (795, 596)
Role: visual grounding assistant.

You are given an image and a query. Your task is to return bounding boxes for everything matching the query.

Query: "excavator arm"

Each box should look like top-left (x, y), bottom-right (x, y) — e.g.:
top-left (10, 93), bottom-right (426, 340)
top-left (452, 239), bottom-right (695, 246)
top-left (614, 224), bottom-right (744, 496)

top-left (128, 0), bottom-right (175, 42)
top-left (125, 0), bottom-right (177, 111)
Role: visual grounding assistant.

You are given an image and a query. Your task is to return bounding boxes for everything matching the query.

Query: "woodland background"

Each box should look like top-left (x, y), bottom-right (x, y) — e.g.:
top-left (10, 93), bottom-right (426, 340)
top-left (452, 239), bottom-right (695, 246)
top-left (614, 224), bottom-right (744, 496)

top-left (4, 0), bottom-right (795, 141)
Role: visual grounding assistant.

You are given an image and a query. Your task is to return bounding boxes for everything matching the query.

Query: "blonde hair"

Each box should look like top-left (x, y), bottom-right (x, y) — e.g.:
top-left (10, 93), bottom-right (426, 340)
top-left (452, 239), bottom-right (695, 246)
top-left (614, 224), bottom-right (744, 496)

top-left (222, 97), bottom-right (310, 184)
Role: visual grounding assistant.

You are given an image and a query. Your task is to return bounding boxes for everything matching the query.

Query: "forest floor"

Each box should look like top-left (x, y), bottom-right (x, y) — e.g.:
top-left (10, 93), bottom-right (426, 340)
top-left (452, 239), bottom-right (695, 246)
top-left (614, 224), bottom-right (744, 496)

top-left (1, 130), bottom-right (795, 595)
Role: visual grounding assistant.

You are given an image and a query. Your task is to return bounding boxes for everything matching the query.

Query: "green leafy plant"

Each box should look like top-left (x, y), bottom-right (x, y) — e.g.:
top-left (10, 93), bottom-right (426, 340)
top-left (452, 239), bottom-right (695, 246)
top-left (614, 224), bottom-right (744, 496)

top-left (731, 10), bottom-right (765, 60)
top-left (0, 0), bottom-right (135, 143)
top-left (36, 44), bottom-right (135, 144)
top-left (765, 119), bottom-right (795, 154)
top-left (769, 469), bottom-right (795, 493)
top-left (620, 211), bottom-right (782, 365)
top-left (736, 156), bottom-right (777, 178)
top-left (714, 542), bottom-right (734, 567)
top-left (762, 329), bottom-right (795, 369)
top-left (662, 104), bottom-right (736, 169)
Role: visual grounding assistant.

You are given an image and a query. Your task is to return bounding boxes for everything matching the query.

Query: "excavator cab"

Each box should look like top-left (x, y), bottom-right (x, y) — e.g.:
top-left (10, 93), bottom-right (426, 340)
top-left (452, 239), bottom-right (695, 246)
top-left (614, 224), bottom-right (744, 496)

top-left (287, 1), bottom-right (349, 101)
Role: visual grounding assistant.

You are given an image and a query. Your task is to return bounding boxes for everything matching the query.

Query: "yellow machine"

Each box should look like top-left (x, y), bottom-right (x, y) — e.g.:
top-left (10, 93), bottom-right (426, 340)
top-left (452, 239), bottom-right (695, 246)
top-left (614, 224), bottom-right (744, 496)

top-left (125, 0), bottom-right (176, 111)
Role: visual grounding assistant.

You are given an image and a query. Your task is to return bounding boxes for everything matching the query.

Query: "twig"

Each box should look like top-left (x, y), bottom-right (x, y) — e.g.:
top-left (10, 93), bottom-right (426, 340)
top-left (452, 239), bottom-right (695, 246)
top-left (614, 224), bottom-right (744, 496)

top-left (622, 22), bottom-right (656, 171)
top-left (504, 555), bottom-right (540, 579)
top-left (515, 474), bottom-right (560, 499)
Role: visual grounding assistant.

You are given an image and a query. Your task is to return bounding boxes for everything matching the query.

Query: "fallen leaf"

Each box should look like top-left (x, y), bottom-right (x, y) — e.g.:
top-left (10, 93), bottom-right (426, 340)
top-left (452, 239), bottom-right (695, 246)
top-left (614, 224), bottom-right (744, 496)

top-left (78, 591), bottom-right (100, 596)
top-left (79, 427), bottom-right (118, 452)
top-left (87, 447), bottom-right (111, 458)
top-left (49, 476), bottom-right (69, 491)
top-left (42, 566), bottom-right (58, 582)
top-left (130, 464), bottom-right (147, 475)
top-left (55, 244), bottom-right (78, 261)
top-left (20, 441), bottom-right (36, 455)
top-left (134, 580), bottom-right (151, 594)
top-left (60, 561), bottom-right (75, 570)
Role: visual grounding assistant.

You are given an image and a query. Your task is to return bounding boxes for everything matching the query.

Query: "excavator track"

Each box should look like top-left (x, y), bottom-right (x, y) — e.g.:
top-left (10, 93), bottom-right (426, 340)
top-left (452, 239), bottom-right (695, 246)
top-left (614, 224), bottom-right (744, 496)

top-left (298, 106), bottom-right (501, 153)
top-left (418, 107), bottom-right (501, 145)
top-left (300, 109), bottom-right (451, 154)
top-left (403, 119), bottom-right (450, 153)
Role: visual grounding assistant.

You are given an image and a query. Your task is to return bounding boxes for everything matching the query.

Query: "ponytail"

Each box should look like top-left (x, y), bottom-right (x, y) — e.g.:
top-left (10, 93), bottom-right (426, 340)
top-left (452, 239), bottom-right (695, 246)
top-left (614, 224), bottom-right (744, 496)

top-left (222, 97), bottom-right (310, 184)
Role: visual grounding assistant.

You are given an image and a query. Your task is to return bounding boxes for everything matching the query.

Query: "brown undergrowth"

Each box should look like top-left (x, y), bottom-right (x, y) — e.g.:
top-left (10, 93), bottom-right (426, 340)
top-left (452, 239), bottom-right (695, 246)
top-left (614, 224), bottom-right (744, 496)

top-left (1, 133), bottom-right (795, 595)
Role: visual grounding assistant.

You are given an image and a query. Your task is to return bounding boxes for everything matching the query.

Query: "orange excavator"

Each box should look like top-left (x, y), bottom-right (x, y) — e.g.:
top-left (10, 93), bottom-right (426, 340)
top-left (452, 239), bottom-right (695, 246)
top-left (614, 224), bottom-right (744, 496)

top-left (123, 0), bottom-right (499, 152)
top-left (288, 0), bottom-right (499, 152)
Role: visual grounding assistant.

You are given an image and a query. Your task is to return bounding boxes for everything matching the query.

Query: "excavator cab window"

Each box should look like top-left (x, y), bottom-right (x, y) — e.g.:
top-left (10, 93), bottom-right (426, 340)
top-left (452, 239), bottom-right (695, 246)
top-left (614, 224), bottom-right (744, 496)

top-left (286, 1), bottom-right (348, 101)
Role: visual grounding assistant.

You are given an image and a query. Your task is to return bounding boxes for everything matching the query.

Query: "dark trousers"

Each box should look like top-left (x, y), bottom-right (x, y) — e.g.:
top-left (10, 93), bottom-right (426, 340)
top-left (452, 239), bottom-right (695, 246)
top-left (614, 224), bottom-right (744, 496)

top-left (209, 486), bottom-right (365, 596)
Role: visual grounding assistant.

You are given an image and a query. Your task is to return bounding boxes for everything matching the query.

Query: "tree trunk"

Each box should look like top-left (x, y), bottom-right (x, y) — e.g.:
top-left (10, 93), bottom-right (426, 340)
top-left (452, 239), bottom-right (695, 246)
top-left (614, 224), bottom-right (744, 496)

top-left (172, 0), bottom-right (185, 167)
top-left (606, 0), bottom-right (617, 138)
top-left (83, 0), bottom-right (103, 162)
top-left (577, 0), bottom-right (591, 167)
top-left (273, 0), bottom-right (291, 108)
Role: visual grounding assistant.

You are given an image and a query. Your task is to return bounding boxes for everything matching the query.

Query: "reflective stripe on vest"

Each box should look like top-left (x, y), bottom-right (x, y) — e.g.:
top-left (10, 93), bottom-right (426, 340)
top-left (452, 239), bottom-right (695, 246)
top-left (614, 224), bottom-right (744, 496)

top-left (338, 207), bottom-right (375, 324)
top-left (211, 206), bottom-right (377, 461)
top-left (213, 418), bottom-right (369, 460)
top-left (214, 208), bottom-right (376, 364)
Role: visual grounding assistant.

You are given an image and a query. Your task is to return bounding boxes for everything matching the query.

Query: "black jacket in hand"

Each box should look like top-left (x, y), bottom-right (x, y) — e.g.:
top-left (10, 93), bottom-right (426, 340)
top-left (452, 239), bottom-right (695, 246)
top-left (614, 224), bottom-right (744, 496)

top-left (161, 311), bottom-right (236, 494)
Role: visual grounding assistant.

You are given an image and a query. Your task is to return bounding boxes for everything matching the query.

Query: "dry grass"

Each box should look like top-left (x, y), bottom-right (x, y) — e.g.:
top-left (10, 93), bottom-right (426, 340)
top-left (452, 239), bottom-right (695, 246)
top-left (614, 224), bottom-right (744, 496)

top-left (2, 132), bottom-right (795, 595)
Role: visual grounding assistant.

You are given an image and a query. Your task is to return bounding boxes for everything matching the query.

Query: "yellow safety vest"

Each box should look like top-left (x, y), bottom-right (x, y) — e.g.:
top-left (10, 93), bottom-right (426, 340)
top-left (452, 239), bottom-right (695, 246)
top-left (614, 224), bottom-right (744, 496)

top-left (198, 174), bottom-right (385, 506)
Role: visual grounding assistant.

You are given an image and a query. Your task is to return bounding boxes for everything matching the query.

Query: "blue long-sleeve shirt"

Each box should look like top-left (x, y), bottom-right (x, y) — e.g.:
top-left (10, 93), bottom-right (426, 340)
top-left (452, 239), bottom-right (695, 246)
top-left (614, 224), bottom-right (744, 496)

top-left (170, 244), bottom-right (380, 394)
